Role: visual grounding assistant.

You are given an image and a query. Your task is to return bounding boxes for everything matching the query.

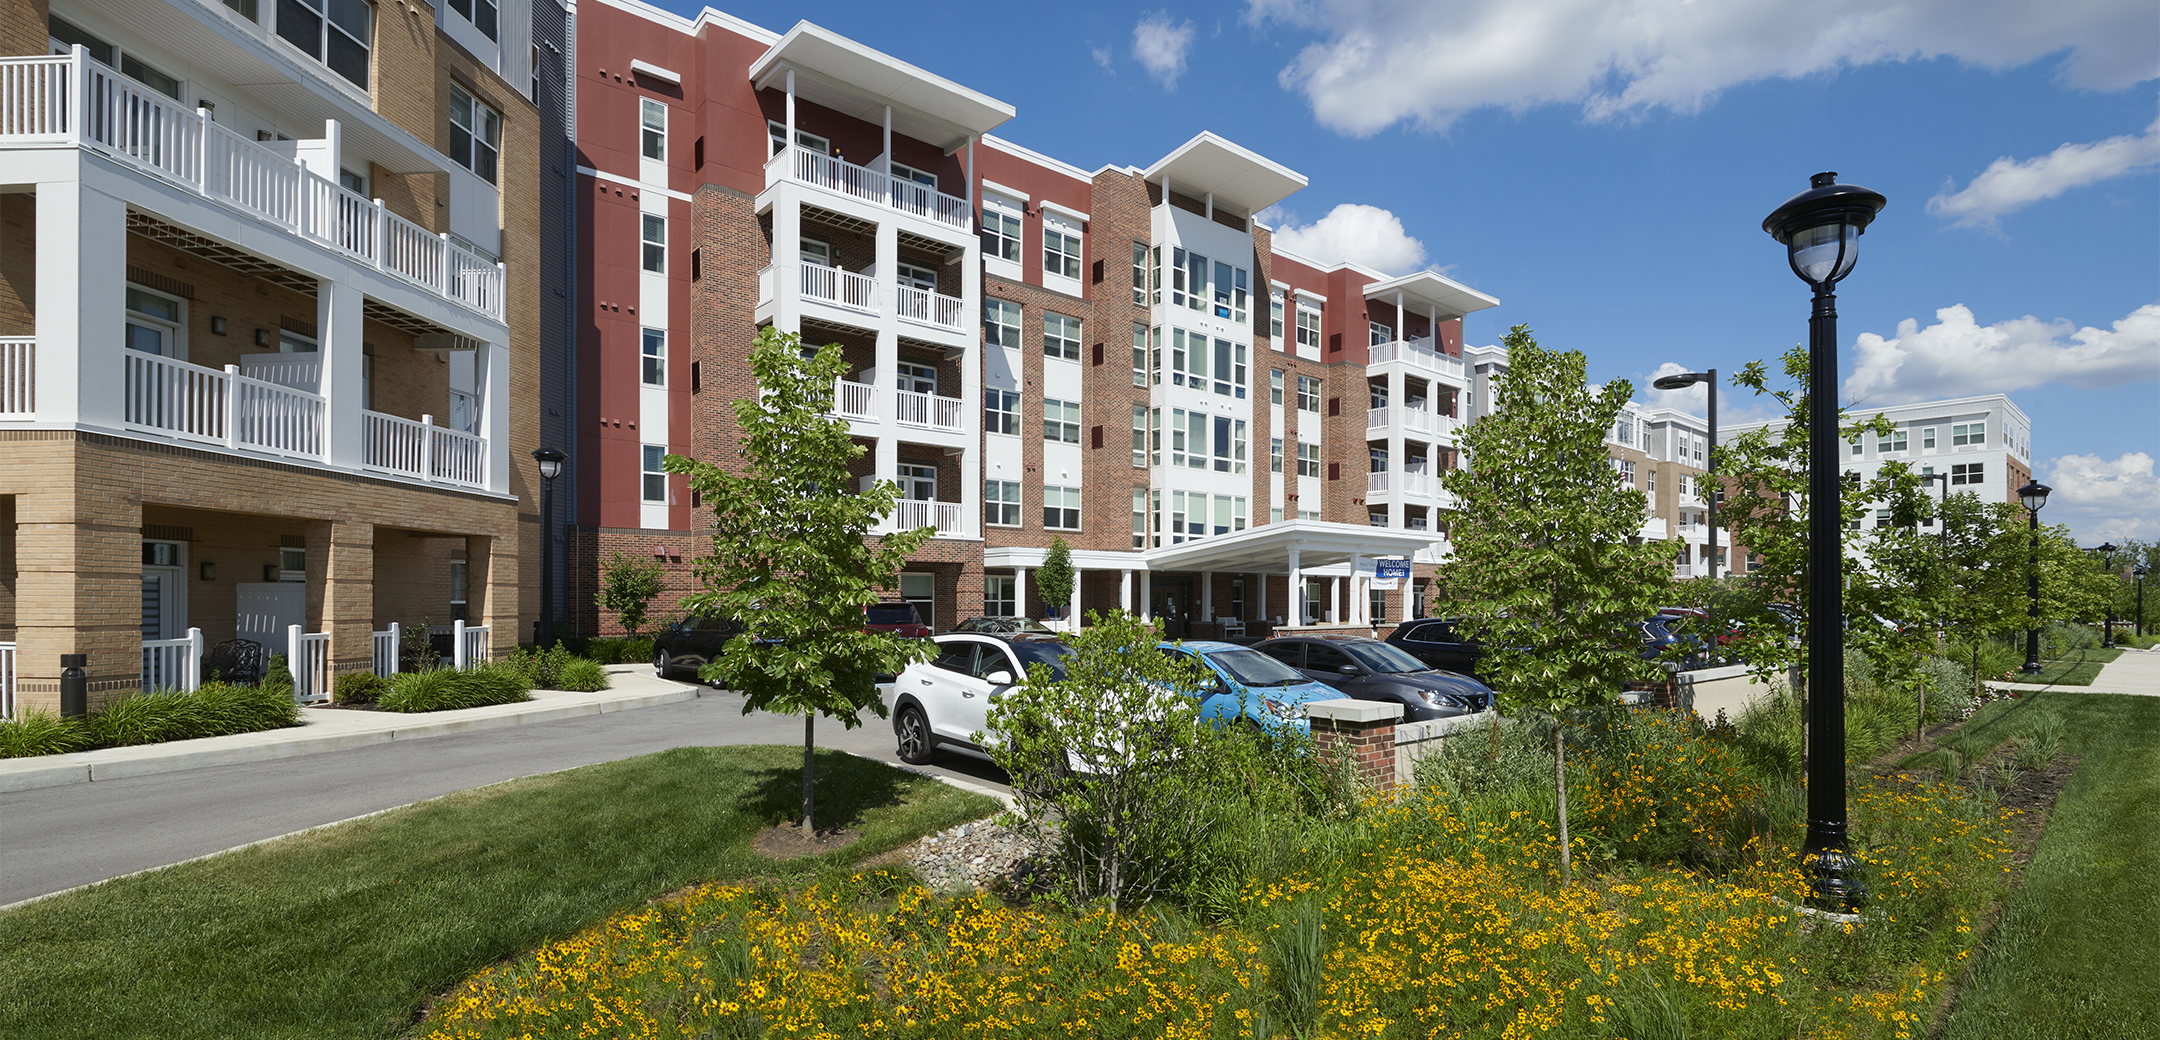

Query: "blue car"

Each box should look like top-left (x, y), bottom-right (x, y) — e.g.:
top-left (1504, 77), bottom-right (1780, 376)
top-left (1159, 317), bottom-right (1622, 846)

top-left (1156, 640), bottom-right (1342, 734)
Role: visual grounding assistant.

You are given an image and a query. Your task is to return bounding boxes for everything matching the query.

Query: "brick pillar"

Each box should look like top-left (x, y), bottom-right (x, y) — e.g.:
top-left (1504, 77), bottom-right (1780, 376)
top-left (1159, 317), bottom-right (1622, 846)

top-left (1306, 698), bottom-right (1403, 795)
top-left (13, 477), bottom-right (142, 711)
top-left (472, 532), bottom-right (519, 655)
top-left (307, 520), bottom-right (375, 674)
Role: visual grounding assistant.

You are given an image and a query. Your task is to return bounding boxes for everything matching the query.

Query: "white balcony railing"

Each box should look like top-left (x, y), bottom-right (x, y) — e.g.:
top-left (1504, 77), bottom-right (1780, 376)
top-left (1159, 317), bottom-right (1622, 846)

top-left (895, 389), bottom-right (965, 431)
top-left (285, 625), bottom-right (331, 703)
top-left (893, 499), bottom-right (966, 536)
top-left (833, 379), bottom-right (878, 421)
top-left (1675, 563), bottom-right (1695, 579)
top-left (798, 262), bottom-right (878, 314)
top-left (240, 354), bottom-right (321, 393)
top-left (1367, 471), bottom-right (1389, 493)
top-left (142, 628), bottom-right (203, 692)
top-left (124, 352), bottom-right (324, 461)
top-left (361, 409), bottom-right (487, 489)
top-left (0, 337), bottom-right (32, 418)
top-left (897, 285), bottom-right (968, 331)
top-left (1367, 339), bottom-right (1466, 381)
top-left (0, 51), bottom-right (505, 321)
top-left (1365, 405), bottom-right (1461, 440)
top-left (765, 145), bottom-right (972, 232)
top-left (372, 622), bottom-right (401, 677)
top-left (454, 619), bottom-right (491, 669)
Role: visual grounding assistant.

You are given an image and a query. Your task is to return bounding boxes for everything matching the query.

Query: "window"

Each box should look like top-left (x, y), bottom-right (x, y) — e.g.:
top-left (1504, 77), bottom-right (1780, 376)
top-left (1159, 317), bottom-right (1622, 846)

top-left (1270, 290), bottom-right (1285, 341)
top-left (1296, 375), bottom-right (1322, 413)
top-left (1299, 509), bottom-right (1321, 521)
top-left (1150, 246), bottom-right (1164, 305)
top-left (1132, 323), bottom-right (1148, 386)
top-left (1186, 411), bottom-right (1207, 470)
top-left (1044, 312), bottom-right (1081, 361)
top-left (1043, 218), bottom-right (1082, 280)
top-left (1370, 321), bottom-right (1393, 347)
top-left (889, 162), bottom-right (936, 188)
top-left (1614, 418), bottom-right (1633, 445)
top-left (641, 445), bottom-right (667, 502)
top-left (640, 328), bottom-right (665, 386)
top-left (1370, 509), bottom-right (1388, 528)
top-left (1132, 242), bottom-right (1148, 306)
top-left (276, 0), bottom-right (370, 88)
top-left (1951, 462), bottom-right (1986, 486)
top-left (447, 0), bottom-right (497, 39)
top-left (895, 362), bottom-right (936, 395)
top-left (984, 480), bottom-right (1021, 526)
top-left (339, 167), bottom-right (367, 195)
top-left (1953, 421), bottom-right (1986, 446)
top-left (1297, 442), bottom-right (1321, 477)
top-left (1132, 489), bottom-right (1148, 548)
top-left (1878, 429), bottom-right (1907, 453)
top-left (1212, 260), bottom-right (1250, 323)
top-left (639, 98), bottom-right (666, 160)
top-left (1165, 328), bottom-right (1209, 387)
top-left (1850, 436), bottom-right (1863, 457)
top-left (1923, 427), bottom-right (1936, 449)
top-left (1271, 437), bottom-right (1283, 473)
top-left (1270, 369), bottom-right (1284, 405)
top-left (1875, 509), bottom-right (1893, 528)
top-left (984, 299), bottom-right (1021, 348)
top-left (1149, 408), bottom-right (1162, 466)
top-left (1295, 300), bottom-right (1323, 350)
top-left (766, 122), bottom-right (829, 157)
top-left (1370, 445), bottom-right (1389, 474)
top-left (1213, 416), bottom-right (1247, 473)
top-left (124, 286), bottom-right (185, 357)
top-left (985, 389), bottom-right (1019, 435)
top-left (448, 84), bottom-right (499, 182)
top-left (1043, 399), bottom-right (1081, 443)
top-left (985, 575), bottom-right (1016, 616)
top-left (640, 214), bottom-right (665, 273)
top-left (1615, 459), bottom-right (1635, 485)
top-left (120, 50), bottom-right (182, 99)
top-left (1043, 486), bottom-right (1080, 530)
top-left (799, 237), bottom-right (831, 267)
top-left (896, 261), bottom-right (937, 290)
top-left (447, 388), bottom-right (477, 433)
top-left (1170, 247), bottom-right (1200, 309)
top-left (981, 198), bottom-right (1021, 262)
top-left (897, 464), bottom-right (936, 501)
top-left (1212, 338), bottom-right (1248, 398)
top-left (1131, 406), bottom-right (1149, 467)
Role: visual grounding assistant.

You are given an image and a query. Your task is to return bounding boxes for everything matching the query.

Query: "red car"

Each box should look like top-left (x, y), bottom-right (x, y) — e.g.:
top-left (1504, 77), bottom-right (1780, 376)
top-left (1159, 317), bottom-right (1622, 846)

top-left (865, 602), bottom-right (933, 638)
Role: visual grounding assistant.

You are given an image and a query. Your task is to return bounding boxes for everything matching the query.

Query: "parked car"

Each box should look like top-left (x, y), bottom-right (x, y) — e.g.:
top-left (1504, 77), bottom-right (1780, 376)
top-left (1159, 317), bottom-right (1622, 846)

top-left (886, 633), bottom-right (1078, 765)
top-left (1638, 614), bottom-right (1707, 666)
top-left (1385, 617), bottom-right (1487, 678)
top-left (1659, 606), bottom-right (1743, 649)
top-left (948, 616), bottom-right (1057, 636)
top-left (1154, 640), bottom-right (1340, 735)
top-left (865, 601), bottom-right (933, 638)
top-left (653, 615), bottom-right (747, 681)
top-left (1252, 636), bottom-right (1494, 721)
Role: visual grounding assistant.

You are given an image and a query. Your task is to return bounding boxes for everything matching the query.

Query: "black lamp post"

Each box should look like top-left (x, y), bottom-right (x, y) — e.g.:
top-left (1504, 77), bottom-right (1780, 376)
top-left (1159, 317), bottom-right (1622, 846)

top-left (533, 447), bottom-right (568, 647)
top-left (1763, 171), bottom-right (1886, 910)
top-left (2094, 542), bottom-right (2119, 648)
top-left (2017, 480), bottom-right (2051, 674)
top-left (1652, 369), bottom-right (1720, 582)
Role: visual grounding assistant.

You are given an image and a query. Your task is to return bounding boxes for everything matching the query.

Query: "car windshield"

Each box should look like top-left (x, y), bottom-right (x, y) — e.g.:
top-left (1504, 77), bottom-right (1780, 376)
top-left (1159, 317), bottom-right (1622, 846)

top-left (1009, 640), bottom-right (1076, 682)
top-left (866, 605), bottom-right (919, 624)
top-left (1342, 642), bottom-right (1432, 674)
top-left (1206, 648), bottom-right (1308, 687)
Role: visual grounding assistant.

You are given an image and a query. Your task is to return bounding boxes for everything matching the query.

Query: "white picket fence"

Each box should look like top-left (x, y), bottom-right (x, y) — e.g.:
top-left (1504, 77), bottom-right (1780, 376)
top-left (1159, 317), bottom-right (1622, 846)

top-left (141, 627), bottom-right (204, 692)
top-left (0, 641), bottom-right (15, 719)
top-left (286, 625), bottom-right (331, 703)
top-left (453, 620), bottom-right (491, 670)
top-left (0, 51), bottom-right (504, 320)
top-left (371, 622), bottom-right (401, 677)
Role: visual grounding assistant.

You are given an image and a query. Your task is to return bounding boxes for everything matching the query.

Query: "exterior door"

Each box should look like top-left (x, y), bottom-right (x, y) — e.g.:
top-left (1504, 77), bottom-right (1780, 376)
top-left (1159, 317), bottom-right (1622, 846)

top-left (1152, 581), bottom-right (1189, 639)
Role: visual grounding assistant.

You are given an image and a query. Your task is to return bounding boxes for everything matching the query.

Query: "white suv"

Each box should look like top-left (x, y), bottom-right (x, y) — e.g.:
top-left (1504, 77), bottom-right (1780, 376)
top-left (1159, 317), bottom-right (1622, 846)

top-left (886, 634), bottom-right (1074, 765)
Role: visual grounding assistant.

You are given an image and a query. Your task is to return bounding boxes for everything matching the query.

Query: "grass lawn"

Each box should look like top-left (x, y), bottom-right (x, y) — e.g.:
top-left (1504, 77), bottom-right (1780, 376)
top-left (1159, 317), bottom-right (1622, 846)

top-left (1940, 693), bottom-right (2160, 1039)
top-left (2021, 646), bottom-right (2123, 686)
top-left (0, 746), bottom-right (996, 1040)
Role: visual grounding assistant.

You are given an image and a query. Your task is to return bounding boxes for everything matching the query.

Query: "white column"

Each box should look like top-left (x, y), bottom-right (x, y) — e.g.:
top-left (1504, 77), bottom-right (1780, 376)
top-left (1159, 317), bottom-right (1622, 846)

top-left (1120, 569), bottom-right (1133, 616)
top-left (957, 211), bottom-right (984, 539)
top-left (38, 179), bottom-right (127, 429)
top-left (1350, 553), bottom-right (1366, 625)
top-left (784, 69), bottom-right (796, 152)
top-left (1201, 570), bottom-right (1214, 622)
top-left (476, 338), bottom-right (511, 494)
top-left (881, 106), bottom-right (892, 175)
top-left (1014, 566), bottom-right (1028, 620)
top-left (771, 191), bottom-right (802, 336)
top-left (1139, 570), bottom-right (1153, 622)
top-left (1329, 577), bottom-right (1340, 624)
top-left (1068, 567), bottom-right (1083, 631)
top-left (317, 279), bottom-right (366, 470)
top-left (1288, 547), bottom-right (1303, 626)
top-left (1388, 366), bottom-right (1406, 528)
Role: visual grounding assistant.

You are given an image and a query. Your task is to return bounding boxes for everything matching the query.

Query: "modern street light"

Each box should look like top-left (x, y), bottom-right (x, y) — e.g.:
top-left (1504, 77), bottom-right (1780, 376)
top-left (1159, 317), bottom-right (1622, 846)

top-left (2093, 541), bottom-right (2119, 649)
top-left (1763, 171), bottom-right (1886, 910)
top-left (2017, 480), bottom-right (2051, 674)
top-left (1652, 369), bottom-right (1720, 582)
top-left (533, 447), bottom-right (569, 648)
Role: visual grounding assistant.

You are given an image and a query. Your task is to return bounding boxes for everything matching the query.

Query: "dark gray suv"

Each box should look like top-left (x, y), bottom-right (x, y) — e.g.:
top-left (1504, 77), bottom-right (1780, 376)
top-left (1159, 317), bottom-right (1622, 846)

top-left (1384, 617), bottom-right (1487, 678)
top-left (1253, 636), bottom-right (1494, 721)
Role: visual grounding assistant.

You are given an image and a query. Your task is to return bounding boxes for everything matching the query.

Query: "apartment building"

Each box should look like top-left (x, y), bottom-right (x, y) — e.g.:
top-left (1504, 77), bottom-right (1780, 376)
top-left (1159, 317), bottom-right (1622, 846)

top-left (568, 1), bottom-right (1503, 639)
top-left (0, 0), bottom-right (563, 713)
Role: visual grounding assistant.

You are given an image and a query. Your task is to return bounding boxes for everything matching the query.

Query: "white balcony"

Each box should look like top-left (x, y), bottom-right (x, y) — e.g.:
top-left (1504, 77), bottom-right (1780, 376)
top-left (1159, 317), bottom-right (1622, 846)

top-left (895, 389), bottom-right (965, 431)
top-left (897, 285), bottom-right (968, 332)
top-left (1367, 339), bottom-right (1466, 382)
top-left (892, 499), bottom-right (966, 536)
top-left (833, 378), bottom-right (879, 421)
top-left (1366, 406), bottom-right (1461, 439)
top-left (797, 261), bottom-right (879, 314)
top-left (361, 410), bottom-right (488, 489)
top-left (765, 145), bottom-right (972, 232)
top-left (0, 52), bottom-right (505, 322)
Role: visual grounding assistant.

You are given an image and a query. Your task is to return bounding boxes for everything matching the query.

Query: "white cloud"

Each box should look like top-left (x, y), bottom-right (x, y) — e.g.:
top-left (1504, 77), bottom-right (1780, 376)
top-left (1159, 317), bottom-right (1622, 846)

top-left (1928, 112), bottom-right (2160, 228)
top-left (2043, 452), bottom-right (2160, 543)
top-left (1132, 13), bottom-right (1197, 90)
top-left (1266, 203), bottom-right (1429, 274)
top-left (1842, 302), bottom-right (2160, 405)
top-left (1641, 362), bottom-right (1711, 413)
top-left (1092, 46), bottom-right (1115, 72)
top-left (1244, 0), bottom-right (2159, 136)
top-left (1634, 363), bottom-right (1788, 424)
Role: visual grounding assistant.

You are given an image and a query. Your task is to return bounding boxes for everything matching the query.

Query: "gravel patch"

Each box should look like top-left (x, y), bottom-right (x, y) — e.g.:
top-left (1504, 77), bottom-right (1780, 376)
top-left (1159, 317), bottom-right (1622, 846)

top-left (899, 817), bottom-right (1053, 894)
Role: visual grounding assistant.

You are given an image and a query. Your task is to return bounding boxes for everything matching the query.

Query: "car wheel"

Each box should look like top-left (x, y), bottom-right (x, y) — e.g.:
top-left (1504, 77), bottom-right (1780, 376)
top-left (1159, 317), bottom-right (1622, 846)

top-left (895, 705), bottom-right (936, 765)
top-left (654, 648), bottom-right (674, 679)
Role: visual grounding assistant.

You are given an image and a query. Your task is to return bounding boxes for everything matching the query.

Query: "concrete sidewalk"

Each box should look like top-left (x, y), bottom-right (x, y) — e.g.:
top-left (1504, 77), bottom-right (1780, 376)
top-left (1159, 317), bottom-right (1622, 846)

top-left (1983, 646), bottom-right (2160, 698)
top-left (0, 665), bottom-right (700, 794)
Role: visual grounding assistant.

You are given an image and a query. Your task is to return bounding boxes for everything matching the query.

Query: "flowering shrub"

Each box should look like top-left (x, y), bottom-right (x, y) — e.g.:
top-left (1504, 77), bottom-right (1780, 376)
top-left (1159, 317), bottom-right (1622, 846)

top-left (1574, 709), bottom-right (1764, 866)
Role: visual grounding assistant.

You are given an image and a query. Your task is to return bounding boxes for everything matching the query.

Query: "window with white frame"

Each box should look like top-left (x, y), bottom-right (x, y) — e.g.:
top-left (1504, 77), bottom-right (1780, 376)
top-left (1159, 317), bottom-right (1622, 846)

top-left (1132, 489), bottom-right (1148, 548)
top-left (1185, 411), bottom-right (1207, 470)
top-left (339, 168), bottom-right (367, 195)
top-left (1132, 323), bottom-right (1148, 386)
top-left (1132, 242), bottom-right (1148, 305)
top-left (1922, 427), bottom-right (1936, 449)
top-left (895, 261), bottom-right (938, 290)
top-left (1043, 215), bottom-right (1082, 280)
top-left (1270, 290), bottom-right (1285, 341)
top-left (639, 98), bottom-right (666, 160)
top-left (1212, 416), bottom-right (1245, 473)
top-left (448, 388), bottom-right (478, 433)
top-left (1850, 436), bottom-right (1863, 457)
top-left (1043, 399), bottom-right (1081, 443)
top-left (1044, 312), bottom-right (1081, 361)
top-left (1166, 328), bottom-right (1208, 387)
top-left (1951, 462), bottom-right (1985, 485)
top-left (984, 299), bottom-right (1021, 348)
top-left (641, 214), bottom-right (665, 273)
top-left (1615, 459), bottom-right (1635, 485)
top-left (124, 285), bottom-right (186, 358)
top-left (1370, 320), bottom-right (1393, 347)
top-left (1043, 486), bottom-right (1080, 530)
top-left (449, 84), bottom-right (501, 183)
top-left (1299, 509), bottom-right (1321, 520)
top-left (1270, 369), bottom-right (1284, 405)
top-left (985, 575), bottom-right (1016, 615)
top-left (766, 122), bottom-right (829, 157)
top-left (1131, 405), bottom-right (1148, 467)
top-left (1271, 437), bottom-right (1283, 473)
top-left (985, 389), bottom-right (1019, 435)
top-left (1149, 408), bottom-right (1162, 466)
top-left (1878, 429), bottom-right (1908, 453)
top-left (1297, 442), bottom-right (1321, 477)
top-left (799, 237), bottom-right (831, 267)
top-left (642, 445), bottom-right (667, 502)
top-left (1296, 375), bottom-right (1322, 413)
top-left (1212, 258), bottom-right (1250, 322)
top-left (981, 196), bottom-right (1022, 262)
top-left (1295, 299), bottom-right (1323, 350)
top-left (52, 20), bottom-right (182, 99)
top-left (448, 0), bottom-right (497, 40)
top-left (640, 328), bottom-right (665, 386)
top-left (889, 161), bottom-right (936, 188)
top-left (1150, 246), bottom-right (1164, 305)
top-left (273, 0), bottom-right (371, 89)
top-left (895, 362), bottom-right (936, 394)
top-left (984, 480), bottom-right (1021, 526)
top-left (1212, 338), bottom-right (1248, 398)
top-left (1953, 421), bottom-right (1985, 446)
top-left (1614, 418), bottom-right (1633, 445)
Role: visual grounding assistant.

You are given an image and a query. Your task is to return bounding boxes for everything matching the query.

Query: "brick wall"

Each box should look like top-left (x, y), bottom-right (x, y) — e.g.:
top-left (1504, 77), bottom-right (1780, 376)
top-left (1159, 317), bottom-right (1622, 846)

top-left (0, 0), bottom-right (48, 59)
top-left (1311, 713), bottom-right (1399, 794)
top-left (0, 193), bottom-right (31, 336)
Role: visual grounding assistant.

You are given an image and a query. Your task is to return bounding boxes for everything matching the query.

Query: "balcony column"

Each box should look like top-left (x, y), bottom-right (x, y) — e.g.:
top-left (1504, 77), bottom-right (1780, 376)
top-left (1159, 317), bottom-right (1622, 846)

top-left (1350, 553), bottom-right (1366, 625)
top-left (875, 436), bottom-right (899, 532)
top-left (957, 233), bottom-right (983, 540)
top-left (1257, 571), bottom-right (1269, 622)
top-left (37, 178), bottom-right (127, 430)
top-left (1013, 566), bottom-right (1027, 620)
top-left (1138, 570), bottom-right (1152, 622)
top-left (1068, 566), bottom-right (1083, 632)
top-left (1120, 569), bottom-right (1133, 615)
top-left (770, 193), bottom-right (802, 336)
top-left (1388, 366), bottom-right (1406, 528)
top-left (1288, 546), bottom-right (1303, 625)
top-left (874, 220), bottom-right (899, 413)
top-left (476, 337), bottom-right (511, 494)
top-left (304, 519), bottom-right (373, 675)
top-left (317, 279), bottom-right (366, 471)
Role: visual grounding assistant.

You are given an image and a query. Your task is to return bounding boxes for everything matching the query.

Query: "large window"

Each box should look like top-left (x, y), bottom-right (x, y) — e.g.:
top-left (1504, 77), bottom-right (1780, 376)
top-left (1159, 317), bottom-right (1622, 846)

top-left (1166, 248), bottom-right (1248, 322)
top-left (1044, 217), bottom-right (1082, 280)
top-left (984, 299), bottom-right (1021, 348)
top-left (1271, 437), bottom-right (1283, 473)
top-left (1167, 328), bottom-right (1206, 387)
top-left (1131, 405), bottom-right (1149, 467)
top-left (1132, 489), bottom-right (1148, 549)
top-left (985, 480), bottom-right (1021, 526)
top-left (1043, 399), bottom-right (1081, 444)
top-left (641, 445), bottom-right (667, 502)
top-left (1212, 338), bottom-right (1247, 398)
top-left (981, 197), bottom-right (1021, 262)
top-left (447, 0), bottom-right (496, 40)
top-left (1270, 369), bottom-right (1284, 405)
top-left (1297, 442), bottom-right (1321, 477)
top-left (1296, 375), bottom-right (1322, 413)
top-left (1132, 242), bottom-right (1148, 306)
top-left (985, 389), bottom-right (1019, 435)
top-left (277, 0), bottom-right (371, 89)
top-left (1295, 300), bottom-right (1323, 350)
top-left (1044, 312), bottom-right (1081, 361)
top-left (1132, 323), bottom-right (1148, 386)
top-left (449, 84), bottom-right (500, 182)
top-left (640, 214), bottom-right (666, 273)
top-left (985, 575), bottom-right (1016, 615)
top-left (640, 328), bottom-right (665, 386)
top-left (1952, 421), bottom-right (1986, 446)
top-left (766, 122), bottom-right (829, 157)
top-left (1043, 486), bottom-right (1080, 530)
top-left (1951, 462), bottom-right (1986, 486)
top-left (639, 98), bottom-right (666, 160)
top-left (1878, 429), bottom-right (1908, 453)
top-left (1270, 290), bottom-right (1285, 341)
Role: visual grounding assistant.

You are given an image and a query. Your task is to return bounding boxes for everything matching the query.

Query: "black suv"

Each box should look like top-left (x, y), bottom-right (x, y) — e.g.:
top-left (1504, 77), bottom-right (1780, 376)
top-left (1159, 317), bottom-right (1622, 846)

top-left (1385, 617), bottom-right (1486, 678)
top-left (1253, 636), bottom-right (1494, 721)
top-left (653, 615), bottom-right (746, 681)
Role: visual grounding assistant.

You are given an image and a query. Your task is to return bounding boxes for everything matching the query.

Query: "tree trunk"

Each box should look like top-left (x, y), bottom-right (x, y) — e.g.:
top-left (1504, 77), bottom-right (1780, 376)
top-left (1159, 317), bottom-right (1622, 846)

top-left (1554, 722), bottom-right (1570, 886)
top-left (802, 712), bottom-right (816, 834)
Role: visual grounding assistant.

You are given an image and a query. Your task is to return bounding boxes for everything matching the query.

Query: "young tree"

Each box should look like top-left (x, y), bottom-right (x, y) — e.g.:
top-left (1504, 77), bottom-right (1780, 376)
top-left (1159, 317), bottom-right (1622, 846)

top-left (597, 551), bottom-right (666, 637)
top-left (1437, 325), bottom-right (1675, 884)
top-left (1037, 536), bottom-right (1076, 628)
top-left (665, 327), bottom-right (936, 834)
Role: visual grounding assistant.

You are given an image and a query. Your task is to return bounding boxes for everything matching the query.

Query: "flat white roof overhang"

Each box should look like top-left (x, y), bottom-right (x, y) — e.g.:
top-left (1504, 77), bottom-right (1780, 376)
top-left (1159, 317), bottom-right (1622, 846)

top-left (1142, 132), bottom-right (1307, 217)
top-left (1363, 270), bottom-right (1501, 320)
top-left (751, 22), bottom-right (1015, 153)
top-left (984, 521), bottom-right (1431, 575)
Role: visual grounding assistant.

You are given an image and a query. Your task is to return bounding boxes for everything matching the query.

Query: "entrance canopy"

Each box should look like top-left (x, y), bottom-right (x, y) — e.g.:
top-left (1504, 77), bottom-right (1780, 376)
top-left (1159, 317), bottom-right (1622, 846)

top-left (1143, 519), bottom-right (1433, 574)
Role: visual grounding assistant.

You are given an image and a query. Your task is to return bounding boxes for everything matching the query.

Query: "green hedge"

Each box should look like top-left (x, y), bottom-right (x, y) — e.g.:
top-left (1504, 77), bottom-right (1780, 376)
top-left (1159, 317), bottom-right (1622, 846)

top-left (377, 667), bottom-right (534, 713)
top-left (0, 682), bottom-right (301, 759)
top-left (579, 637), bottom-right (654, 666)
top-left (332, 672), bottom-right (391, 705)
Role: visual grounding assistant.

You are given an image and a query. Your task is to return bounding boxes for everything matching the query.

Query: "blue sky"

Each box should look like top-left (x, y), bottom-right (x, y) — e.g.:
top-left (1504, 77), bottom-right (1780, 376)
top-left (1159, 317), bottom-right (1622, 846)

top-left (662, 0), bottom-right (2158, 542)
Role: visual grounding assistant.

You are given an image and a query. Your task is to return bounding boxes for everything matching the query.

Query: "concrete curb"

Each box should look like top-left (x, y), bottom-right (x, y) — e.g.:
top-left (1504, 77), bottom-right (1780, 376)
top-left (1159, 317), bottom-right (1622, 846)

top-left (0, 667), bottom-right (703, 794)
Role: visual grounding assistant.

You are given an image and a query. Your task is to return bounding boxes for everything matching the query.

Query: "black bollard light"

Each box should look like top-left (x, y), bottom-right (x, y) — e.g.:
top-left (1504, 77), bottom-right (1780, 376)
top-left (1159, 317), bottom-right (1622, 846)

top-left (60, 653), bottom-right (88, 718)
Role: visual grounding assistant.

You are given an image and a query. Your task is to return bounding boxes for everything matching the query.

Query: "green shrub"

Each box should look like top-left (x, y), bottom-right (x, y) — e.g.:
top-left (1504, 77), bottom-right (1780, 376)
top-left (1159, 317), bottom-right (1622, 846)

top-left (332, 672), bottom-right (390, 705)
top-left (2045, 621), bottom-right (2100, 653)
top-left (262, 653), bottom-right (295, 698)
top-left (581, 637), bottom-right (653, 666)
top-left (83, 682), bottom-right (299, 747)
top-left (377, 667), bottom-right (533, 713)
top-left (1575, 709), bottom-right (1764, 867)
top-left (0, 709), bottom-right (92, 758)
top-left (554, 658), bottom-right (612, 693)
top-left (500, 643), bottom-right (578, 688)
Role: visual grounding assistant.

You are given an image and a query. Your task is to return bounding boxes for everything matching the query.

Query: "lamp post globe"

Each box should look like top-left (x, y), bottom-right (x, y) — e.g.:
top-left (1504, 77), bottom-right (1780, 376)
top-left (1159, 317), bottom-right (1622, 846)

top-left (532, 448), bottom-right (569, 647)
top-left (1763, 172), bottom-right (1886, 911)
top-left (2017, 480), bottom-right (2051, 674)
top-left (2096, 542), bottom-right (2119, 648)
